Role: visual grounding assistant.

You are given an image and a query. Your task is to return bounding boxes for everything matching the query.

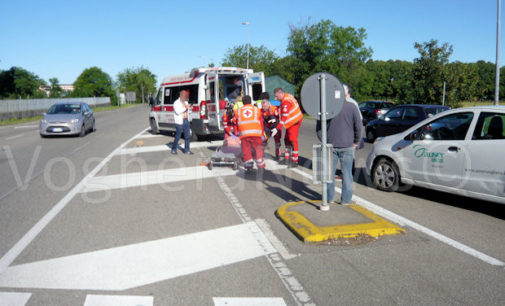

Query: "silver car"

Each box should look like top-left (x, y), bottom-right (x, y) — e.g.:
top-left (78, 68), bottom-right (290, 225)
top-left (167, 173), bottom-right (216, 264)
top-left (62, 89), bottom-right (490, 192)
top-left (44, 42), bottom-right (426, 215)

top-left (40, 102), bottom-right (96, 137)
top-left (366, 106), bottom-right (505, 205)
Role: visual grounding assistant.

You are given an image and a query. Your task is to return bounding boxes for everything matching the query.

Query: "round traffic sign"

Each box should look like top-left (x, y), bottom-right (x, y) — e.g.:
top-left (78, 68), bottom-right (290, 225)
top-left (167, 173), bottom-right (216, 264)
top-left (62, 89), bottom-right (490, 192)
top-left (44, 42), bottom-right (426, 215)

top-left (300, 73), bottom-right (346, 119)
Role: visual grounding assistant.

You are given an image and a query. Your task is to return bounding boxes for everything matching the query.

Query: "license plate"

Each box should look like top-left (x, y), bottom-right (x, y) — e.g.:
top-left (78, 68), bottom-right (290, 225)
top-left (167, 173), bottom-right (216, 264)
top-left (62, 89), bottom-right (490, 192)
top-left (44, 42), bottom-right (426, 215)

top-left (52, 127), bottom-right (63, 132)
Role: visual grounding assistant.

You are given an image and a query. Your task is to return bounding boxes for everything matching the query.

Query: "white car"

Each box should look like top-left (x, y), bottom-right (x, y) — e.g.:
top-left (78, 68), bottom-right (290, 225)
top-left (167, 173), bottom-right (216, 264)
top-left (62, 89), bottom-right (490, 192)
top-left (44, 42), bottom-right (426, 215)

top-left (366, 106), bottom-right (505, 205)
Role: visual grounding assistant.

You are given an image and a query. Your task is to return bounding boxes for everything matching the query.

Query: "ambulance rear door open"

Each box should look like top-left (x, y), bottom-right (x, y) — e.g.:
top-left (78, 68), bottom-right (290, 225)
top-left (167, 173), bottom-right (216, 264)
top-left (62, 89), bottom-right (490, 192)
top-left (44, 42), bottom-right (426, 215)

top-left (205, 72), bottom-right (222, 131)
top-left (246, 72), bottom-right (265, 101)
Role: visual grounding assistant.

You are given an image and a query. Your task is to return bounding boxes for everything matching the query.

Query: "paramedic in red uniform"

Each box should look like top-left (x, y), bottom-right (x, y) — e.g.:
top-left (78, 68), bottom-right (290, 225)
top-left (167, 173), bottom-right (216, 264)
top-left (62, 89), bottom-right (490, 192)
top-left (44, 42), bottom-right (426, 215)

top-left (233, 95), bottom-right (266, 173)
top-left (271, 87), bottom-right (303, 168)
top-left (260, 92), bottom-right (281, 160)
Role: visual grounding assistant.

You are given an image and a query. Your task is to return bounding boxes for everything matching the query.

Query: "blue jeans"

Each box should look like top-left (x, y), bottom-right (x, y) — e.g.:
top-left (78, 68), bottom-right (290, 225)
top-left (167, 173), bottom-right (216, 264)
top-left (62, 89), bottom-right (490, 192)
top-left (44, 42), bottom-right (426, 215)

top-left (327, 147), bottom-right (355, 203)
top-left (173, 119), bottom-right (191, 153)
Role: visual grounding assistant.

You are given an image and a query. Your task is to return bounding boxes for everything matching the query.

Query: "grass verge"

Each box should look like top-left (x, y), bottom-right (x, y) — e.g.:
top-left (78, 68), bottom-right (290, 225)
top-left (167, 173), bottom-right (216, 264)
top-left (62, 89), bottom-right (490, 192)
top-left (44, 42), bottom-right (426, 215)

top-left (0, 103), bottom-right (142, 127)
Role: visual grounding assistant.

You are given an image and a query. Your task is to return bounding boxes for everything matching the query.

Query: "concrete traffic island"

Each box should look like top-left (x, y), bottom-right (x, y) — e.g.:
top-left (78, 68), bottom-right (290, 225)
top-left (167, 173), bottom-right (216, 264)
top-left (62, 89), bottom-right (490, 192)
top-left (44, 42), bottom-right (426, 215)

top-left (276, 200), bottom-right (406, 243)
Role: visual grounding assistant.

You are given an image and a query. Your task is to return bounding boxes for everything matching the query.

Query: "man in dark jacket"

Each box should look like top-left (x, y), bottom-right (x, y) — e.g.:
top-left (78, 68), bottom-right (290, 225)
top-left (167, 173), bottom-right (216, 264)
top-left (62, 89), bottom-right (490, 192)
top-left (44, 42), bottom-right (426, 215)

top-left (316, 93), bottom-right (362, 210)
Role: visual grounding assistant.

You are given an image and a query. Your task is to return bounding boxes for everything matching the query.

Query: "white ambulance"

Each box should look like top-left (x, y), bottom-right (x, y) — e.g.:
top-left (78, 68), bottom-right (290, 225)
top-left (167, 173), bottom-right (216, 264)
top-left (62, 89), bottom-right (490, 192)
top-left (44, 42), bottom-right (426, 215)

top-left (149, 67), bottom-right (265, 140)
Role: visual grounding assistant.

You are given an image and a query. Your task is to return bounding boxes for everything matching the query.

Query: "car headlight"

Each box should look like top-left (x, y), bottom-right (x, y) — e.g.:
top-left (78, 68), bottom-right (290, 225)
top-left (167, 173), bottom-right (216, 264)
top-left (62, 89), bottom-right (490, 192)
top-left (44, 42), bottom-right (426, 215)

top-left (71, 119), bottom-right (79, 124)
top-left (41, 119), bottom-right (47, 124)
top-left (373, 137), bottom-right (384, 144)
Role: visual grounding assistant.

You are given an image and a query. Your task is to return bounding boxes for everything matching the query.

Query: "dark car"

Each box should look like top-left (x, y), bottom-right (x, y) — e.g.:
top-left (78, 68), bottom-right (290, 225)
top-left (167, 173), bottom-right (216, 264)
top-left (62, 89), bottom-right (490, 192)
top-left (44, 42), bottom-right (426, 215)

top-left (359, 100), bottom-right (395, 124)
top-left (365, 104), bottom-right (450, 142)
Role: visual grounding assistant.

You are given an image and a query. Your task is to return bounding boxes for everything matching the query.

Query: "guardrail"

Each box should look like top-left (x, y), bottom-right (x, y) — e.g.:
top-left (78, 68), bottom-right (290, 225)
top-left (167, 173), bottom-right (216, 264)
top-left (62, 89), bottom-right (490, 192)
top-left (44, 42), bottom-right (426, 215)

top-left (0, 97), bottom-right (111, 121)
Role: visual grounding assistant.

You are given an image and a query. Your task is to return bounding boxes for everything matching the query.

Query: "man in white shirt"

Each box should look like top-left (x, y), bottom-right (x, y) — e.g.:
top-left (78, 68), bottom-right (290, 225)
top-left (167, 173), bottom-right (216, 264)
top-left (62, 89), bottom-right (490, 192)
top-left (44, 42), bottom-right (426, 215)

top-left (171, 89), bottom-right (193, 155)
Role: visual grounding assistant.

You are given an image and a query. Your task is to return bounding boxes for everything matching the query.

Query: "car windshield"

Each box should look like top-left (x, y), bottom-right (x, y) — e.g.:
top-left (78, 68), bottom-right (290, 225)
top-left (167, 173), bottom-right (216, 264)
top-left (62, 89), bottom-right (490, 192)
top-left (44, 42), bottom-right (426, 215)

top-left (47, 104), bottom-right (81, 114)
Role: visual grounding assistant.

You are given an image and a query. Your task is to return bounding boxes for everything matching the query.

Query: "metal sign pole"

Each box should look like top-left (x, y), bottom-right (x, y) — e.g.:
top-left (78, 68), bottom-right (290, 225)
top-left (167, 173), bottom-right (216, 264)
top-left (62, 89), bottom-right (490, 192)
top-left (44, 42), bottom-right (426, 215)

top-left (320, 74), bottom-right (328, 207)
top-left (300, 72), bottom-right (345, 211)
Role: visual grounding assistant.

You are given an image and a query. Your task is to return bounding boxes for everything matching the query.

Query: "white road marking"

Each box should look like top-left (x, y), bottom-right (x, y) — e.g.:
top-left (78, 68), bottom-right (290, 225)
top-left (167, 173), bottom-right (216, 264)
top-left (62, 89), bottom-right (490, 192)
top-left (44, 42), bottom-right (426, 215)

top-left (216, 177), bottom-right (314, 306)
top-left (213, 297), bottom-right (286, 306)
top-left (0, 292), bottom-right (32, 306)
top-left (5, 134), bottom-right (24, 141)
top-left (81, 160), bottom-right (285, 193)
top-left (14, 125), bottom-right (38, 129)
top-left (0, 128), bottom-right (150, 273)
top-left (255, 219), bottom-right (298, 260)
top-left (0, 222), bottom-right (275, 290)
top-left (135, 134), bottom-right (167, 139)
top-left (290, 168), bottom-right (505, 267)
top-left (117, 140), bottom-right (224, 155)
top-left (83, 294), bottom-right (153, 306)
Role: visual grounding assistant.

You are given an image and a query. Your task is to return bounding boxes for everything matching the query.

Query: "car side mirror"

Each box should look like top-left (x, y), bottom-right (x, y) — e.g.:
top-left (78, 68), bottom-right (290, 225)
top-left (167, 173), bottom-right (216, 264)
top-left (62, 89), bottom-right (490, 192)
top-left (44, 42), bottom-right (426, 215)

top-left (42, 112), bottom-right (47, 116)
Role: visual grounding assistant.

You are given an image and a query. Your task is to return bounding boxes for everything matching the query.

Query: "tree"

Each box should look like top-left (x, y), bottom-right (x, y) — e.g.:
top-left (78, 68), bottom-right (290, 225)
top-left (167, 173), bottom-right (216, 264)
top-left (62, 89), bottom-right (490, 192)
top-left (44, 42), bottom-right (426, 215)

top-left (49, 77), bottom-right (64, 98)
top-left (286, 19), bottom-right (373, 98)
top-left (469, 61), bottom-right (495, 101)
top-left (388, 60), bottom-right (414, 103)
top-left (443, 62), bottom-right (479, 107)
top-left (72, 67), bottom-right (114, 100)
top-left (221, 45), bottom-right (279, 76)
top-left (0, 67), bottom-right (46, 99)
top-left (412, 39), bottom-right (453, 104)
top-left (270, 56), bottom-right (298, 85)
top-left (116, 67), bottom-right (157, 104)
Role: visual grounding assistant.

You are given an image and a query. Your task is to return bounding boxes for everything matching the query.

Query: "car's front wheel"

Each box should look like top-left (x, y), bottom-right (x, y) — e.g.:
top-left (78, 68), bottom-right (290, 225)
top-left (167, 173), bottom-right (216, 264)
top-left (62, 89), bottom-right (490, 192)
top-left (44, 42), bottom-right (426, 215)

top-left (150, 118), bottom-right (159, 134)
top-left (366, 128), bottom-right (375, 143)
top-left (190, 128), bottom-right (199, 142)
top-left (79, 124), bottom-right (86, 137)
top-left (372, 158), bottom-right (400, 192)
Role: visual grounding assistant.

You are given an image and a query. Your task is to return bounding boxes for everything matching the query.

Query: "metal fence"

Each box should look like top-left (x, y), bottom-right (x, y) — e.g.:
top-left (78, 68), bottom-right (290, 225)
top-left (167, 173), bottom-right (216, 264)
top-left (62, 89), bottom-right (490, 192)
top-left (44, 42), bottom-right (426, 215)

top-left (0, 97), bottom-right (111, 120)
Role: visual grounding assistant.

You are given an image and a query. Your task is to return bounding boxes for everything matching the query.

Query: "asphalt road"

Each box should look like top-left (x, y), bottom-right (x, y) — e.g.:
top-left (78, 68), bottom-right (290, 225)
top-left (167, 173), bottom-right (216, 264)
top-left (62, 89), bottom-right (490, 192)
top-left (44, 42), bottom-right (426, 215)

top-left (0, 105), bottom-right (504, 305)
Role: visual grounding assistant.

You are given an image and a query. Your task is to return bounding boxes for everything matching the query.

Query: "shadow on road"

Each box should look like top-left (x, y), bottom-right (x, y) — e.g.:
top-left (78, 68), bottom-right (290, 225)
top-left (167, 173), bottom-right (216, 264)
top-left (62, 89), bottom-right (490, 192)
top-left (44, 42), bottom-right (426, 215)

top-left (353, 164), bottom-right (505, 221)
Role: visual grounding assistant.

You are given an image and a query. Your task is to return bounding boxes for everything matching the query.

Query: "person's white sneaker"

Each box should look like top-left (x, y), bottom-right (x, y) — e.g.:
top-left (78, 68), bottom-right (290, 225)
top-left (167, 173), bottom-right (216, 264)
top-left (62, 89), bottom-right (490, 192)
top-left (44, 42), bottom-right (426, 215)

top-left (320, 205), bottom-right (330, 211)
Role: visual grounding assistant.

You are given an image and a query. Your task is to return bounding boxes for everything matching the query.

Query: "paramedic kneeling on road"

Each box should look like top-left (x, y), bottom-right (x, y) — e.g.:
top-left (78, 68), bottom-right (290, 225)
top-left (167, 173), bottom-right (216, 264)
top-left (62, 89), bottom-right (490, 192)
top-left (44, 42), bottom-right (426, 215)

top-left (233, 95), bottom-right (266, 172)
top-left (272, 88), bottom-right (303, 168)
top-left (260, 92), bottom-right (281, 160)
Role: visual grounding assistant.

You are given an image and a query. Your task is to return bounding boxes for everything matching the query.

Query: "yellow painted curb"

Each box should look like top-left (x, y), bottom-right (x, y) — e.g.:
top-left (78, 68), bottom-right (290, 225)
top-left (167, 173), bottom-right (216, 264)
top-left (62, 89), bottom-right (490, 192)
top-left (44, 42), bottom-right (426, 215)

top-left (276, 200), bottom-right (406, 242)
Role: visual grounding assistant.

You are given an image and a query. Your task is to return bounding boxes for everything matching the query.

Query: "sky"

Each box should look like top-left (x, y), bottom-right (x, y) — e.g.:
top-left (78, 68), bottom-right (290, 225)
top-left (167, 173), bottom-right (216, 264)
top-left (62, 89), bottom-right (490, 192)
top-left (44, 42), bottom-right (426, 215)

top-left (0, 0), bottom-right (502, 85)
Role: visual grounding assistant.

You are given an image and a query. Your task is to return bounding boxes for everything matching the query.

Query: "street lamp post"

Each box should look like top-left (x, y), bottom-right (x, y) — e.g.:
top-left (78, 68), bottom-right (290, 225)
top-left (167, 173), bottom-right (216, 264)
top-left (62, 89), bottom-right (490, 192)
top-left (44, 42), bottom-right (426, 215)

top-left (242, 21), bottom-right (250, 69)
top-left (495, 0), bottom-right (501, 106)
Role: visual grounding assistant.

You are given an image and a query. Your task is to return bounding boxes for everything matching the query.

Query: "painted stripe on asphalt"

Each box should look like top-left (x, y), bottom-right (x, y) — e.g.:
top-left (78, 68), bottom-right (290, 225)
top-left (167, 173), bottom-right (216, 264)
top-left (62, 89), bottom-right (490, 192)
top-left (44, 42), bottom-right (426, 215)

top-left (80, 160), bottom-right (286, 193)
top-left (0, 128), bottom-right (150, 273)
top-left (0, 222), bottom-right (275, 290)
top-left (135, 134), bottom-right (167, 139)
top-left (290, 168), bottom-right (505, 266)
top-left (213, 297), bottom-right (286, 306)
top-left (14, 125), bottom-right (38, 129)
top-left (117, 140), bottom-right (224, 155)
top-left (83, 295), bottom-right (153, 306)
top-left (6, 134), bottom-right (24, 141)
top-left (216, 177), bottom-right (313, 305)
top-left (255, 219), bottom-right (298, 260)
top-left (0, 292), bottom-right (32, 306)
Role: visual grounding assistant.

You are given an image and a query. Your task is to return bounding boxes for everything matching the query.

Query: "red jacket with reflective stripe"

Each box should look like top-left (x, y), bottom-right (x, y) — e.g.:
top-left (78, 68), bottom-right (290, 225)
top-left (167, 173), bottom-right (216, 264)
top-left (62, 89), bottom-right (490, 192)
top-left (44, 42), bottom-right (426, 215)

top-left (277, 93), bottom-right (303, 130)
top-left (233, 104), bottom-right (263, 139)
